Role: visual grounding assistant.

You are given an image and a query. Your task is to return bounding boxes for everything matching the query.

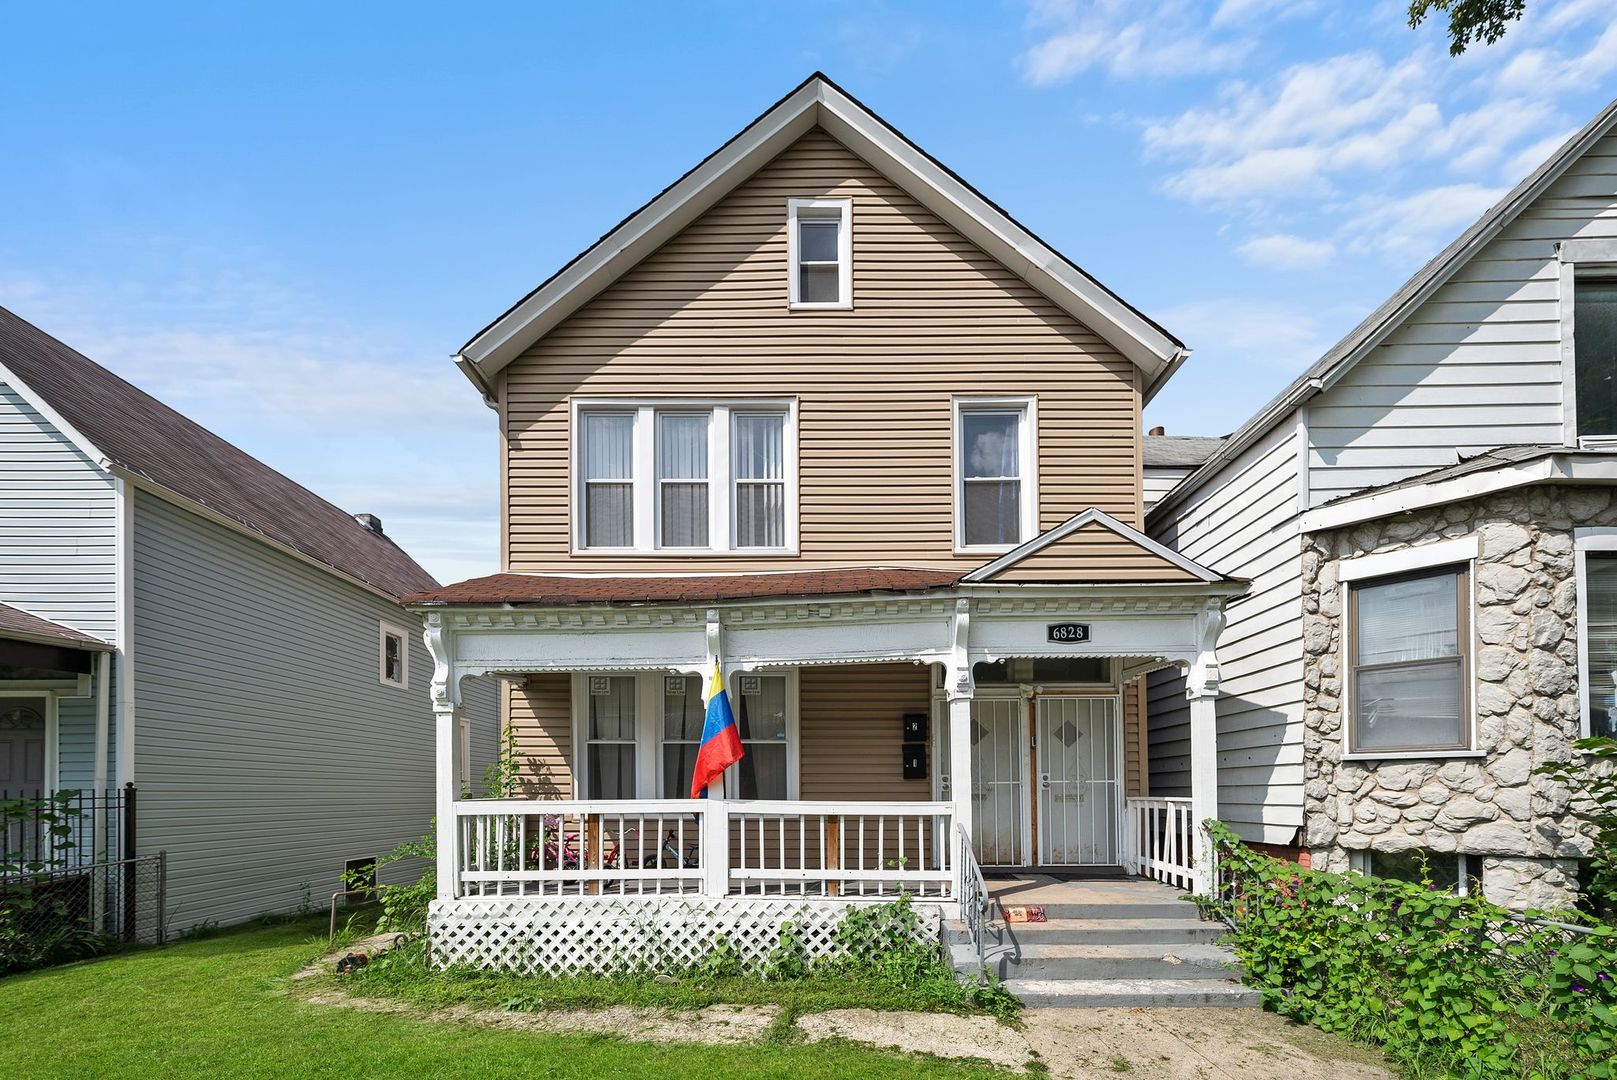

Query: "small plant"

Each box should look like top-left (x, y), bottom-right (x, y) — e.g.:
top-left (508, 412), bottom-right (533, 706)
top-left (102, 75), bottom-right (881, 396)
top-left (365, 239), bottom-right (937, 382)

top-left (1537, 736), bottom-right (1617, 918)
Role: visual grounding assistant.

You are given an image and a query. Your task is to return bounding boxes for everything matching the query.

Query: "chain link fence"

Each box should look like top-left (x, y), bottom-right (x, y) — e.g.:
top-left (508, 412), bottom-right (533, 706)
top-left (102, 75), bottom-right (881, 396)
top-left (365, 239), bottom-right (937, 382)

top-left (1, 852), bottom-right (167, 973)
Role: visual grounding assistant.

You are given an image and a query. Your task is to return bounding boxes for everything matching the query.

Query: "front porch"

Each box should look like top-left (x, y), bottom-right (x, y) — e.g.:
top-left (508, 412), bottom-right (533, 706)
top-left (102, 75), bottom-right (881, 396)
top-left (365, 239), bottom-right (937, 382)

top-left (414, 570), bottom-right (1238, 975)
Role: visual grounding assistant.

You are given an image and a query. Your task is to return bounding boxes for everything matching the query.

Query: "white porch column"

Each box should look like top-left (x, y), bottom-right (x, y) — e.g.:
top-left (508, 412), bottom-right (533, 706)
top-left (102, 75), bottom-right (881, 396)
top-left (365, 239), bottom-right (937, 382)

top-left (700, 607), bottom-right (729, 898)
top-left (424, 613), bottom-right (463, 902)
top-left (434, 702), bottom-right (463, 900)
top-left (945, 600), bottom-right (974, 908)
top-left (1186, 603), bottom-right (1227, 895)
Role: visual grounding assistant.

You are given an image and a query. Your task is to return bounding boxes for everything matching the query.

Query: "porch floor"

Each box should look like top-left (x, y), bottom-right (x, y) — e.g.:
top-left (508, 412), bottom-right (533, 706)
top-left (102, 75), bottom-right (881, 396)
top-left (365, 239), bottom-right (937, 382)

top-left (985, 875), bottom-right (1192, 914)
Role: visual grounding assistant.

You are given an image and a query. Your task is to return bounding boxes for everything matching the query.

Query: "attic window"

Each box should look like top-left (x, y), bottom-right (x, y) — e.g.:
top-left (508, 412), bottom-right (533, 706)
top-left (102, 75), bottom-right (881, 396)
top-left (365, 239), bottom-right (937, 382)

top-left (787, 198), bottom-right (851, 310)
top-left (379, 622), bottom-right (408, 688)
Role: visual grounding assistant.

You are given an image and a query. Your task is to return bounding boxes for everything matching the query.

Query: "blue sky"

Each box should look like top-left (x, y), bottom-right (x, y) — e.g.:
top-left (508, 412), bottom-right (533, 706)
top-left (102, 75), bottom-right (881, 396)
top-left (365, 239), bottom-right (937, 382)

top-left (3, 1), bottom-right (1616, 583)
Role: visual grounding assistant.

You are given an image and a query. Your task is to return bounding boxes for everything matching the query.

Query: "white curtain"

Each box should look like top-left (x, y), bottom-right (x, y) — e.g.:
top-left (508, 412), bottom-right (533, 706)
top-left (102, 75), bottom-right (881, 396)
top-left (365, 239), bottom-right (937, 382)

top-left (962, 410), bottom-right (1021, 546)
top-left (658, 413), bottom-right (709, 547)
top-left (583, 413), bottom-right (634, 547)
top-left (734, 413), bottom-right (785, 548)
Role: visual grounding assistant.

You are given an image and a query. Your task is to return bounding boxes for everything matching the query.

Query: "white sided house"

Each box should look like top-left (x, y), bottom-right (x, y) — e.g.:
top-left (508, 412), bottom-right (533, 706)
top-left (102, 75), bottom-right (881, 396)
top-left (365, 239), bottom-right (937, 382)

top-left (1148, 96), bottom-right (1617, 910)
top-left (407, 75), bottom-right (1258, 1006)
top-left (0, 306), bottom-right (497, 933)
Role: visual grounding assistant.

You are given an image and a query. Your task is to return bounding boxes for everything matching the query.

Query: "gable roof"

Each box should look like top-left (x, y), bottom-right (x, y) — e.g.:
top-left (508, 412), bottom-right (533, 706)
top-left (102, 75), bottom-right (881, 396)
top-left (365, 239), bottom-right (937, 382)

top-left (962, 508), bottom-right (1227, 584)
top-left (0, 305), bottom-right (439, 600)
top-left (1153, 94), bottom-right (1617, 521)
top-left (0, 600), bottom-right (113, 651)
top-left (456, 72), bottom-right (1187, 402)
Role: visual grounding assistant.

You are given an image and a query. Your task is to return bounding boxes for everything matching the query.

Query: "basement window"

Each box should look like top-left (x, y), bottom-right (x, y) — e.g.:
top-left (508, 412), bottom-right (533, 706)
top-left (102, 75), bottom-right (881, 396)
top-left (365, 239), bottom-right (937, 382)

top-left (1351, 849), bottom-right (1485, 896)
top-left (787, 198), bottom-right (851, 309)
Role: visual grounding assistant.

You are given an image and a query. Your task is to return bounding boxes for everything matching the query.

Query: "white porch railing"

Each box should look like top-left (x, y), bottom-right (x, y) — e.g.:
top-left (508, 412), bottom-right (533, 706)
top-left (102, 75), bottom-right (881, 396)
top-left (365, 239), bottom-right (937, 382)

top-left (1123, 796), bottom-right (1196, 891)
top-left (452, 798), bottom-right (954, 901)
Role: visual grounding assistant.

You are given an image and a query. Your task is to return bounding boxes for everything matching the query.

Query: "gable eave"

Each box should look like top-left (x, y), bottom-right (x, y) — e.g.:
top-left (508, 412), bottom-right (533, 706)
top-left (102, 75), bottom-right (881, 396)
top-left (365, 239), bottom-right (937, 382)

top-left (456, 74), bottom-right (1184, 389)
top-left (962, 507), bottom-right (1224, 584)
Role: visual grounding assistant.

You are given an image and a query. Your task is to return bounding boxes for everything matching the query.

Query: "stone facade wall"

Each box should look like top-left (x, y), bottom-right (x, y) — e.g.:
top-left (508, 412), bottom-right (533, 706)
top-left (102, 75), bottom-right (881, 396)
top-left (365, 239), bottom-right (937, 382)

top-left (1301, 484), bottom-right (1603, 911)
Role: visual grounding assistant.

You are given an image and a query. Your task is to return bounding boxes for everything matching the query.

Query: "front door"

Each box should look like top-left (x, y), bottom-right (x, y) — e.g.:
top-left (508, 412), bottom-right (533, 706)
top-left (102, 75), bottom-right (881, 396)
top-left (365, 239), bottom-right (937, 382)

top-left (1035, 696), bottom-right (1122, 866)
top-left (0, 696), bottom-right (48, 798)
top-left (939, 691), bottom-right (1122, 867)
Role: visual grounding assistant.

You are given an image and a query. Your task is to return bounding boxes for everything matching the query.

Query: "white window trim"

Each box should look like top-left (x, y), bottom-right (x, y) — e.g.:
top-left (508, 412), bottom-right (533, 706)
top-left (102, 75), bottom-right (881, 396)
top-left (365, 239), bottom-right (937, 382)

top-left (787, 198), bottom-right (852, 311)
top-left (1339, 536), bottom-right (1481, 761)
top-left (1574, 527), bottom-right (1617, 740)
top-left (570, 669), bottom-right (800, 800)
top-left (378, 621), bottom-right (409, 689)
top-left (952, 395), bottom-right (1039, 554)
top-left (570, 397), bottom-right (799, 555)
top-left (1557, 239), bottom-right (1617, 448)
top-left (1348, 849), bottom-right (1481, 896)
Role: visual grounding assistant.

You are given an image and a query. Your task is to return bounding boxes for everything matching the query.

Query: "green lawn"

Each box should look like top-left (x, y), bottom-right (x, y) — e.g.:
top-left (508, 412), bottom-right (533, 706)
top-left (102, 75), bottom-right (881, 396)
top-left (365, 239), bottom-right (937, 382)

top-left (0, 916), bottom-right (1009, 1079)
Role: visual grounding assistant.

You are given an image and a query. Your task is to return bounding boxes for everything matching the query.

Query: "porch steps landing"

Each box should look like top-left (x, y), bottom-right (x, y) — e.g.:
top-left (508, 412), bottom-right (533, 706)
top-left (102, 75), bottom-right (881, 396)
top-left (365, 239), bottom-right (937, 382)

top-left (946, 876), bottom-right (1259, 1009)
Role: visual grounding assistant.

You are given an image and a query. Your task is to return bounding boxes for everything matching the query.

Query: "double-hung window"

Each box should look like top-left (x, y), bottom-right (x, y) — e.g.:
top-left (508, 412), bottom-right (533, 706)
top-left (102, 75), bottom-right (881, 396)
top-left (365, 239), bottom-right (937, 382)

top-left (575, 400), bottom-right (795, 553)
top-left (955, 397), bottom-right (1037, 550)
top-left (1577, 532), bottom-right (1617, 739)
top-left (787, 198), bottom-right (851, 309)
top-left (1347, 563), bottom-right (1472, 755)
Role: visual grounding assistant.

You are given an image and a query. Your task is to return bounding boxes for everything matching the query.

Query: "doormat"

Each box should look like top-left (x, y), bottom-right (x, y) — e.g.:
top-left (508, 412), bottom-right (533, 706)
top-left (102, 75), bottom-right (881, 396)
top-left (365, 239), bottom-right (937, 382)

top-left (1003, 905), bottom-right (1047, 924)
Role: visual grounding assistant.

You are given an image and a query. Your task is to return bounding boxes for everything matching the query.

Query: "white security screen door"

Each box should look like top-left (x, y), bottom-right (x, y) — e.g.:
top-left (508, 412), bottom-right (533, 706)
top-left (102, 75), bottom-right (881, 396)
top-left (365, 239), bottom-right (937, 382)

top-left (939, 695), bottom-right (1027, 866)
top-left (1036, 696), bottom-right (1121, 865)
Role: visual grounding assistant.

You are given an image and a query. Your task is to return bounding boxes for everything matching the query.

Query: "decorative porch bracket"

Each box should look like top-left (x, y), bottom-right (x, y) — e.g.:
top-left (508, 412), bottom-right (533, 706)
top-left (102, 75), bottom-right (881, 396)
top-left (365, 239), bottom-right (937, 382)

top-left (426, 611), bottom-right (464, 901)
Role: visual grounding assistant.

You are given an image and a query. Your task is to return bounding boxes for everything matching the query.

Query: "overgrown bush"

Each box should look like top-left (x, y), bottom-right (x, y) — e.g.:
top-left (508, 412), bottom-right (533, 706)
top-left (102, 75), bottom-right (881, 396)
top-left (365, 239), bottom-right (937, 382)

top-left (0, 791), bottom-right (113, 973)
top-left (1202, 822), bottom-right (1617, 1079)
top-left (1538, 736), bottom-right (1617, 918)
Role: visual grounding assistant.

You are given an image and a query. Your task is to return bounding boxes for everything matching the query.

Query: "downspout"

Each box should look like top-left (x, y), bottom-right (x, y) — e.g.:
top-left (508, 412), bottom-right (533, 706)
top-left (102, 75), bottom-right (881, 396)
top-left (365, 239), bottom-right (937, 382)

top-left (113, 476), bottom-right (136, 789)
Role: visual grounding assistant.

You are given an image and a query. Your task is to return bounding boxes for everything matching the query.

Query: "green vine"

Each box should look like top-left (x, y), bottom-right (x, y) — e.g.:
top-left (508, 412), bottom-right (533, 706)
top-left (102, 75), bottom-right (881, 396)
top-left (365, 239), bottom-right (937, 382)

top-left (1202, 821), bottom-right (1617, 1079)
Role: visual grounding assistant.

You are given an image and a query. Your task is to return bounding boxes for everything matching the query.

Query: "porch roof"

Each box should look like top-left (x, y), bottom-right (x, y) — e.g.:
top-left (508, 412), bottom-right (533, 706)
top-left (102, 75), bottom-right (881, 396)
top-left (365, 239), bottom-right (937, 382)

top-left (0, 601), bottom-right (112, 652)
top-left (403, 567), bottom-right (964, 607)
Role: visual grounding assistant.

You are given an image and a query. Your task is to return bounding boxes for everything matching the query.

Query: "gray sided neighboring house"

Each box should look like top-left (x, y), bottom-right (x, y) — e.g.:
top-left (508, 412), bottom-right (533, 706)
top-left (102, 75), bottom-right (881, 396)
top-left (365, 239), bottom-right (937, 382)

top-left (0, 305), bottom-right (497, 930)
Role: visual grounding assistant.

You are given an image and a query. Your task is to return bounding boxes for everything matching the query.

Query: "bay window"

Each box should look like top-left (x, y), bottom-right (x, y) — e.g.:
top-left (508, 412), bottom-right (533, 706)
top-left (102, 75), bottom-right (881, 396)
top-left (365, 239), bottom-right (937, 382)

top-left (1347, 564), bottom-right (1472, 755)
top-left (955, 397), bottom-right (1037, 550)
top-left (573, 400), bottom-right (795, 553)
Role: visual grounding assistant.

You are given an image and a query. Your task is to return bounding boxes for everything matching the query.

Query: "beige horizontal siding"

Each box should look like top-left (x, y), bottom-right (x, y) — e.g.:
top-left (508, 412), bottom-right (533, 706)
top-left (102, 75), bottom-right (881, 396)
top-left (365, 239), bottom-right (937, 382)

top-left (509, 673), bottom-right (573, 798)
top-left (799, 662), bottom-right (934, 802)
top-left (502, 127), bottom-right (1143, 573)
top-left (991, 520), bottom-right (1199, 582)
top-left (1124, 677), bottom-right (1146, 798)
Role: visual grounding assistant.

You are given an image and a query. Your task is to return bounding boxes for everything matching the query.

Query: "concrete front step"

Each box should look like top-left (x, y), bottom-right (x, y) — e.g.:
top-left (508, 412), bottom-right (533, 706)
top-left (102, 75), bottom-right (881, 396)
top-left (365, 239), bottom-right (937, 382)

top-left (1003, 977), bottom-right (1263, 1009)
top-left (945, 917), bottom-right (1226, 946)
top-left (955, 941), bottom-right (1242, 982)
top-left (994, 901), bottom-right (1194, 920)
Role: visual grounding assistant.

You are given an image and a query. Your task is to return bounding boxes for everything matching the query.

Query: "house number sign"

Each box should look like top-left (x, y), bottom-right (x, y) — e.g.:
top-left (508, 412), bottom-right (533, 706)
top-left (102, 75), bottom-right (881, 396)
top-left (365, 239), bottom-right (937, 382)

top-left (1046, 623), bottom-right (1092, 643)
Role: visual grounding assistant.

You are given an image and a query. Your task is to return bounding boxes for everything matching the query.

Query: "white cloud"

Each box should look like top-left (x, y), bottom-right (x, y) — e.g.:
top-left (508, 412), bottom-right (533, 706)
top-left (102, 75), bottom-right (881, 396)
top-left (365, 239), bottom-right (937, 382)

top-left (1159, 297), bottom-right (1332, 374)
top-left (1341, 182), bottom-right (1505, 258)
top-left (1236, 232), bottom-right (1336, 268)
top-left (1020, 0), bottom-right (1254, 83)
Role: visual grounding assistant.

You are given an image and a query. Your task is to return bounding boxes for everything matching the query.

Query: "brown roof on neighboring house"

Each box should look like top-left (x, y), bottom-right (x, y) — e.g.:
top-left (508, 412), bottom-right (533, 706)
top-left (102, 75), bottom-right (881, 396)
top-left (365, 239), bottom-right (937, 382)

top-left (0, 601), bottom-right (113, 651)
top-left (0, 305), bottom-right (439, 599)
top-left (404, 568), bottom-right (965, 607)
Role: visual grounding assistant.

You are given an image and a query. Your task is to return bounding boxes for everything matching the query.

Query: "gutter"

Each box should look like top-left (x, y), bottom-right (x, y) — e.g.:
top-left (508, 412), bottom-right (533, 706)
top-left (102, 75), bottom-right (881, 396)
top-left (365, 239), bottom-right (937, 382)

top-left (454, 353), bottom-right (499, 410)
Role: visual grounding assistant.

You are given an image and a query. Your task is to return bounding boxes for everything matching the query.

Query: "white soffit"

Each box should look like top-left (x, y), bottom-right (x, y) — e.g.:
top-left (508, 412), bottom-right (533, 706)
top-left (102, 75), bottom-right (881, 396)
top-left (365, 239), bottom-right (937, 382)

top-left (455, 74), bottom-right (1184, 398)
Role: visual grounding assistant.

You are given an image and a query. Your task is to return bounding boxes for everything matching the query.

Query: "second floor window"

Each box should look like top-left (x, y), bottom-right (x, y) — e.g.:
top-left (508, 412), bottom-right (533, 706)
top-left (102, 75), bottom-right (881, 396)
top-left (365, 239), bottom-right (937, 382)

top-left (575, 400), bottom-right (795, 553)
top-left (787, 198), bottom-right (851, 309)
top-left (955, 398), bottom-right (1036, 550)
top-left (1576, 277), bottom-right (1617, 439)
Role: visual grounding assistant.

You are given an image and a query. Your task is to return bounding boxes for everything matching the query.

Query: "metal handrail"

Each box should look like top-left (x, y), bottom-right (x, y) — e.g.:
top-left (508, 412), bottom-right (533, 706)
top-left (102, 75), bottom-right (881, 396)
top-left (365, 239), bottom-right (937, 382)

top-left (955, 822), bottom-right (991, 973)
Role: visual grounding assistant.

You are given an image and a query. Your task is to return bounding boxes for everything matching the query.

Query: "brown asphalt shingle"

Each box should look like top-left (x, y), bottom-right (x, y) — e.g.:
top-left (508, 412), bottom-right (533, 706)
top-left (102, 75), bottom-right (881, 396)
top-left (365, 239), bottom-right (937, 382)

top-left (0, 601), bottom-right (112, 650)
top-left (404, 568), bottom-right (964, 607)
top-left (0, 306), bottom-right (438, 599)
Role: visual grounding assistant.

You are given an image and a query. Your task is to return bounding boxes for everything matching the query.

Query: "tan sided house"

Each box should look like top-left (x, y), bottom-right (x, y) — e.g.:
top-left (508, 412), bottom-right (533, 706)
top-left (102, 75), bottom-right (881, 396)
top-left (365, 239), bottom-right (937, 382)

top-left (405, 74), bottom-right (1248, 995)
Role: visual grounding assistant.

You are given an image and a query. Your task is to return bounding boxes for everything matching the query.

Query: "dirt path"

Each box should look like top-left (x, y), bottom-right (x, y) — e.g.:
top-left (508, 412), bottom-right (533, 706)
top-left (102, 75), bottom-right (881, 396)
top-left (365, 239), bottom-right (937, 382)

top-left (296, 940), bottom-right (1394, 1077)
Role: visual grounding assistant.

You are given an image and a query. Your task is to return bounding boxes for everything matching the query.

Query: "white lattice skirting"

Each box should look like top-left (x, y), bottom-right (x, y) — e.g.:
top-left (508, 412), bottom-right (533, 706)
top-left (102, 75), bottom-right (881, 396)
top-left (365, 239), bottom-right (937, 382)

top-left (428, 896), bottom-right (945, 976)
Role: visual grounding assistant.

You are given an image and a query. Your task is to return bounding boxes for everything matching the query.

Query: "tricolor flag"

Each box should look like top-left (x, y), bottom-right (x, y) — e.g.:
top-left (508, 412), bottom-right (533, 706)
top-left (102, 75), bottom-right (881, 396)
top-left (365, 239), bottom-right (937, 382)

top-left (689, 664), bottom-right (744, 798)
